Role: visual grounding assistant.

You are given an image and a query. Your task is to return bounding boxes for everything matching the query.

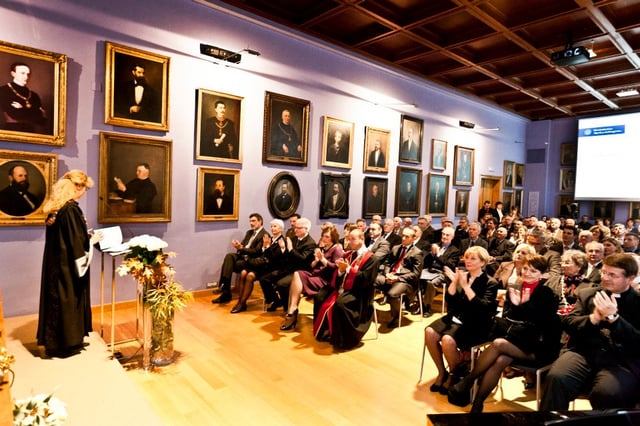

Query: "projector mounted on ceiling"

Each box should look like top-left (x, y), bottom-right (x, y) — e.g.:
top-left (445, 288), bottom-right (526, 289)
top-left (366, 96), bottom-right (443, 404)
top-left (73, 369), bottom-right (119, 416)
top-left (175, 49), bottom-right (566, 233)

top-left (550, 45), bottom-right (590, 67)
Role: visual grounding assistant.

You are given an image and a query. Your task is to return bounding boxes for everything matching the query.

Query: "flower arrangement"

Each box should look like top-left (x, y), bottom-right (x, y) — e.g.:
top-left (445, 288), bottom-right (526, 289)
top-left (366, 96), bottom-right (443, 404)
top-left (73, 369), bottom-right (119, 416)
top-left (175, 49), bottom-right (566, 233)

top-left (117, 235), bottom-right (192, 365)
top-left (0, 346), bottom-right (15, 386)
top-left (13, 393), bottom-right (68, 426)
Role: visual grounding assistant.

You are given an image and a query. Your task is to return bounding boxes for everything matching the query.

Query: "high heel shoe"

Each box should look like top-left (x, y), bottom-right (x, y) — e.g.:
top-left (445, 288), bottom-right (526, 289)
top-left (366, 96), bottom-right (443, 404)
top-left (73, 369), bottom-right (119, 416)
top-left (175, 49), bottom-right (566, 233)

top-left (230, 303), bottom-right (247, 313)
top-left (266, 298), bottom-right (282, 312)
top-left (280, 310), bottom-right (298, 330)
top-left (429, 371), bottom-right (449, 393)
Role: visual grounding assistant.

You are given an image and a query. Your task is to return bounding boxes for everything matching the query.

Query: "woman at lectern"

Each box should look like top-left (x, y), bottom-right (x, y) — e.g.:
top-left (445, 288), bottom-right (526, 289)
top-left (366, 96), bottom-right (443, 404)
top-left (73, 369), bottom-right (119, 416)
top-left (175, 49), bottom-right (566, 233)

top-left (37, 170), bottom-right (102, 358)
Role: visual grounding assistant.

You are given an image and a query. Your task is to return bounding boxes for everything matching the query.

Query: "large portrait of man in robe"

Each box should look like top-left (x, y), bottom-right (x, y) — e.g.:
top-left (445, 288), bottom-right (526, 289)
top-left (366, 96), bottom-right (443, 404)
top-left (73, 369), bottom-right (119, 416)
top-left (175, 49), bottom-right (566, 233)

top-left (262, 91), bottom-right (310, 166)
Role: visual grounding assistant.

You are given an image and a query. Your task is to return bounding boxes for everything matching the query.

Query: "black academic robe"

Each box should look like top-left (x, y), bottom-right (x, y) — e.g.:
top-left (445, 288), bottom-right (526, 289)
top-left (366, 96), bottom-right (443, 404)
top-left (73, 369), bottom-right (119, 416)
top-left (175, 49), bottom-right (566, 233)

top-left (314, 250), bottom-right (379, 349)
top-left (37, 200), bottom-right (92, 354)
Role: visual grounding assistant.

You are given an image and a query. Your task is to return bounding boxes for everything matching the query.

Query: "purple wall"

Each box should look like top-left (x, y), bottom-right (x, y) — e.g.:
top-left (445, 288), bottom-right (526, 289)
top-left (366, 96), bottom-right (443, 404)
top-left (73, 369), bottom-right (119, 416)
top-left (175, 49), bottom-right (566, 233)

top-left (0, 0), bottom-right (528, 317)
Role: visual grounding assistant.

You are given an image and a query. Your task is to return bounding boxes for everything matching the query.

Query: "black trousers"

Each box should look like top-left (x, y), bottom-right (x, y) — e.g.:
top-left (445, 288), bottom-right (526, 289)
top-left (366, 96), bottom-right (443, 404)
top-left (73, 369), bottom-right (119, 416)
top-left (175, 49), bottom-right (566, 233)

top-left (217, 253), bottom-right (247, 293)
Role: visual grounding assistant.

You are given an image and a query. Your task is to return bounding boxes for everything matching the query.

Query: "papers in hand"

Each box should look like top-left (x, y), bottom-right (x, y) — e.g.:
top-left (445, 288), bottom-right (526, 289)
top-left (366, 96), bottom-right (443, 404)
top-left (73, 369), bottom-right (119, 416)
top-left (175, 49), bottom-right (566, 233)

top-left (95, 226), bottom-right (129, 254)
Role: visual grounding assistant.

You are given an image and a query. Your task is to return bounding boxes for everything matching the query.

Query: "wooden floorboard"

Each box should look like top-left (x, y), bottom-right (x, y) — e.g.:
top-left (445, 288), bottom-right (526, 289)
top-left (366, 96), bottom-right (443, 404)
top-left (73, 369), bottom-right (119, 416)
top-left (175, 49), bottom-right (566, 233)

top-left (105, 290), bottom-right (591, 425)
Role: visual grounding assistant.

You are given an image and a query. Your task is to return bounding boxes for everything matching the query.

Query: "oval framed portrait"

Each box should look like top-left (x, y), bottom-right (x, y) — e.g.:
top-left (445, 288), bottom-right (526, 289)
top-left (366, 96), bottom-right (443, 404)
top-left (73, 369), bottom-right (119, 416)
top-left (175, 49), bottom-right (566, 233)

top-left (267, 172), bottom-right (300, 219)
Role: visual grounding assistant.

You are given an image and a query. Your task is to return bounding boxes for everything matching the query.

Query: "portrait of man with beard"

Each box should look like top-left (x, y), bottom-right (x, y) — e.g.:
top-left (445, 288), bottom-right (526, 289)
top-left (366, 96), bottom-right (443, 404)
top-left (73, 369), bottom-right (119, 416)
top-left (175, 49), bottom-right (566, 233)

top-left (114, 62), bottom-right (160, 123)
top-left (0, 163), bottom-right (44, 216)
top-left (203, 176), bottom-right (233, 215)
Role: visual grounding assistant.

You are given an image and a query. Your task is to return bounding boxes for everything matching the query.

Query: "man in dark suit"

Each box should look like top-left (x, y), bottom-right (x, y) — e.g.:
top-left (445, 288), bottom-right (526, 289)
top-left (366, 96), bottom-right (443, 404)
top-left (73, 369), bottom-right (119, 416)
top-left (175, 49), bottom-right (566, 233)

top-left (477, 200), bottom-right (498, 222)
top-left (382, 218), bottom-right (402, 248)
top-left (114, 63), bottom-right (160, 122)
top-left (584, 241), bottom-right (604, 285)
top-left (0, 164), bottom-right (42, 216)
top-left (272, 217), bottom-right (317, 311)
top-left (366, 222), bottom-right (391, 263)
top-left (485, 226), bottom-right (515, 275)
top-left (274, 181), bottom-right (293, 212)
top-left (541, 253), bottom-right (640, 411)
top-left (623, 229), bottom-right (640, 254)
top-left (324, 182), bottom-right (346, 215)
top-left (375, 226), bottom-right (424, 328)
top-left (458, 222), bottom-right (489, 254)
top-left (366, 183), bottom-right (383, 215)
top-left (212, 213), bottom-right (267, 303)
top-left (400, 126), bottom-right (419, 161)
top-left (203, 177), bottom-right (233, 215)
top-left (367, 139), bottom-right (386, 168)
top-left (422, 226), bottom-right (461, 317)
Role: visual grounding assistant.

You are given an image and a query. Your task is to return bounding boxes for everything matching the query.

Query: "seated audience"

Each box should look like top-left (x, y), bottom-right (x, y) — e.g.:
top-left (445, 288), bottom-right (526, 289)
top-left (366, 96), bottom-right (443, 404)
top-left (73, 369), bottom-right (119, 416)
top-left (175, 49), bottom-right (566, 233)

top-left (313, 229), bottom-right (379, 349)
top-left (339, 222), bottom-right (357, 250)
top-left (230, 219), bottom-right (284, 313)
top-left (375, 226), bottom-right (424, 328)
top-left (577, 230), bottom-right (593, 250)
top-left (424, 247), bottom-right (498, 395)
top-left (622, 229), bottom-right (640, 254)
top-left (280, 225), bottom-right (343, 330)
top-left (584, 241), bottom-right (604, 285)
top-left (485, 226), bottom-right (514, 276)
top-left (555, 249), bottom-right (595, 308)
top-left (366, 222), bottom-right (391, 262)
top-left (589, 223), bottom-right (610, 242)
top-left (448, 254), bottom-right (561, 412)
top-left (541, 253), bottom-right (640, 411)
top-left (382, 218), bottom-right (401, 247)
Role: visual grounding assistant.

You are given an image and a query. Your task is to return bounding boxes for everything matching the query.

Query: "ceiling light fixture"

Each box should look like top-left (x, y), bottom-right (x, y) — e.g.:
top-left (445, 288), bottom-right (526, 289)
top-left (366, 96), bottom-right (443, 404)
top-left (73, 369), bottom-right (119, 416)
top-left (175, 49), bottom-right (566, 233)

top-left (200, 43), bottom-right (261, 64)
top-left (616, 88), bottom-right (639, 97)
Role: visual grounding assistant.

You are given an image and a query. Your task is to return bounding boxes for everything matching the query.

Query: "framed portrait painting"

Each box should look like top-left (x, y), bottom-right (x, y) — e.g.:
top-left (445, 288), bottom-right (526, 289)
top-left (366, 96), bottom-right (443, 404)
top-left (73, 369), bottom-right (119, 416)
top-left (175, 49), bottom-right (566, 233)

top-left (320, 172), bottom-right (350, 219)
top-left (559, 168), bottom-right (576, 193)
top-left (267, 171), bottom-right (300, 220)
top-left (104, 42), bottom-right (169, 131)
top-left (399, 114), bottom-right (423, 164)
top-left (262, 91), bottom-right (310, 166)
top-left (454, 189), bottom-right (469, 217)
top-left (395, 167), bottom-right (421, 216)
top-left (98, 132), bottom-right (172, 223)
top-left (363, 126), bottom-right (390, 173)
top-left (431, 139), bottom-right (447, 171)
top-left (502, 191), bottom-right (513, 214)
top-left (195, 88), bottom-right (243, 163)
top-left (558, 195), bottom-right (579, 219)
top-left (453, 146), bottom-right (474, 186)
top-left (592, 201), bottom-right (614, 221)
top-left (426, 173), bottom-right (449, 217)
top-left (0, 40), bottom-right (66, 146)
top-left (630, 202), bottom-right (640, 220)
top-left (503, 160), bottom-right (515, 189)
top-left (513, 189), bottom-right (523, 216)
top-left (196, 167), bottom-right (239, 221)
top-left (0, 149), bottom-right (57, 226)
top-left (362, 177), bottom-right (387, 218)
top-left (321, 116), bottom-right (354, 169)
top-left (515, 163), bottom-right (525, 187)
top-left (560, 142), bottom-right (577, 166)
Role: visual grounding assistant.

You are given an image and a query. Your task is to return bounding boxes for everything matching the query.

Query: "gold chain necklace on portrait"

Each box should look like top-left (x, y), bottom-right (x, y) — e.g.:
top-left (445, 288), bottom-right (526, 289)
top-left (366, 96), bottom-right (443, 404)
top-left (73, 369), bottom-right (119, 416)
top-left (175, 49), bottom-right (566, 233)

top-left (215, 119), bottom-right (228, 137)
top-left (278, 123), bottom-right (292, 142)
top-left (7, 83), bottom-right (33, 108)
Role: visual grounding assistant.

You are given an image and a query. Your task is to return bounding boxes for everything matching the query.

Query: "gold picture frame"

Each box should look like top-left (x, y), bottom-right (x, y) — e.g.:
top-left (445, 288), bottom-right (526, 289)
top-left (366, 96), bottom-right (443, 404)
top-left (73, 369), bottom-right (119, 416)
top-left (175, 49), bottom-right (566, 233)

top-left (98, 132), bottom-right (172, 223)
top-left (363, 126), bottom-right (390, 173)
top-left (0, 40), bottom-right (67, 146)
top-left (104, 41), bottom-right (169, 131)
top-left (399, 114), bottom-right (423, 164)
top-left (262, 91), bottom-right (310, 166)
top-left (503, 160), bottom-right (515, 189)
top-left (453, 146), bottom-right (474, 186)
top-left (196, 167), bottom-right (240, 221)
top-left (431, 139), bottom-right (447, 171)
top-left (0, 149), bottom-right (57, 226)
top-left (321, 116), bottom-right (354, 169)
top-left (195, 88), bottom-right (243, 163)
top-left (515, 163), bottom-right (525, 187)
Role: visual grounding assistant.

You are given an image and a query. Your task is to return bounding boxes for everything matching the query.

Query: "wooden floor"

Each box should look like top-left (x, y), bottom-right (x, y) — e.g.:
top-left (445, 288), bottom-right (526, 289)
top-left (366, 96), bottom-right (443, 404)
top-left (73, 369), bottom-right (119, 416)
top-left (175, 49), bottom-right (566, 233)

top-left (107, 289), bottom-right (590, 425)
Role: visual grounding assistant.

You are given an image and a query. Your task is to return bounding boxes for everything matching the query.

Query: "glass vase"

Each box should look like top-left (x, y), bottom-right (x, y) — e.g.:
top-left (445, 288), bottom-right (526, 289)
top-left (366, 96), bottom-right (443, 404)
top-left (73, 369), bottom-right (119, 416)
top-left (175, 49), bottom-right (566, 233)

top-left (150, 313), bottom-right (174, 366)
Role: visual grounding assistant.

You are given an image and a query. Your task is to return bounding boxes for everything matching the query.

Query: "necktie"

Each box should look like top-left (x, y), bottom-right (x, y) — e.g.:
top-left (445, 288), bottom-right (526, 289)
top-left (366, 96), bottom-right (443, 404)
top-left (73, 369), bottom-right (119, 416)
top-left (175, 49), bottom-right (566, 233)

top-left (469, 239), bottom-right (474, 247)
top-left (392, 246), bottom-right (407, 273)
top-left (247, 230), bottom-right (257, 247)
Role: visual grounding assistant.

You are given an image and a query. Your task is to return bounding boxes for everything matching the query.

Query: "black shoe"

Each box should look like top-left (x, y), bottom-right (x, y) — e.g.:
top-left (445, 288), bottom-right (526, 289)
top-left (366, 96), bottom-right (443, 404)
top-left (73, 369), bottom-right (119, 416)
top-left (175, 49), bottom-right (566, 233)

top-left (266, 298), bottom-right (282, 312)
top-left (429, 372), bottom-right (449, 393)
top-left (280, 310), bottom-right (298, 330)
top-left (212, 292), bottom-right (231, 304)
top-left (230, 303), bottom-right (247, 313)
top-left (448, 380), bottom-right (472, 407)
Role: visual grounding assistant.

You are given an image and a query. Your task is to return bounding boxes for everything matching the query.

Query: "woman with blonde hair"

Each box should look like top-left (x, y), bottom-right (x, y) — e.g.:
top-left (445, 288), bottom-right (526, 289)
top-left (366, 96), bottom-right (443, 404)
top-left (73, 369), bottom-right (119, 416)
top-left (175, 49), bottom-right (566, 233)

top-left (37, 170), bottom-right (102, 357)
